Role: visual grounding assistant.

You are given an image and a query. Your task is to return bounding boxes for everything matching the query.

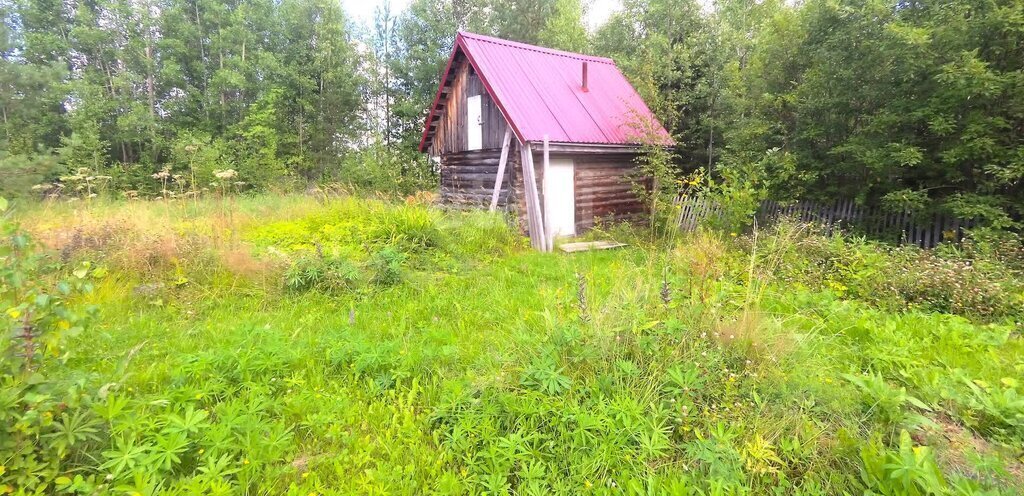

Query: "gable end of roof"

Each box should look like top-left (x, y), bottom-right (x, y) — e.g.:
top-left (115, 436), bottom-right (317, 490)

top-left (418, 32), bottom-right (673, 153)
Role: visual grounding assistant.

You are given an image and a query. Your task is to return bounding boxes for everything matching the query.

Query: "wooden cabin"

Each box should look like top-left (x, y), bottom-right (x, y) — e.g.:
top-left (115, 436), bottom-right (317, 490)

top-left (418, 32), bottom-right (672, 251)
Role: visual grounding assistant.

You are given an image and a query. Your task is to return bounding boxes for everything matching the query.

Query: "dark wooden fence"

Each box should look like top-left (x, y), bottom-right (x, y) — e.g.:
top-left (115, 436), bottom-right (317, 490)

top-left (673, 195), bottom-right (977, 248)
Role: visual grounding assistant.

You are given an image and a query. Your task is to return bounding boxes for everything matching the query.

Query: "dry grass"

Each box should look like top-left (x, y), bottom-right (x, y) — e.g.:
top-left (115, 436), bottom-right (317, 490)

top-left (16, 195), bottom-right (319, 282)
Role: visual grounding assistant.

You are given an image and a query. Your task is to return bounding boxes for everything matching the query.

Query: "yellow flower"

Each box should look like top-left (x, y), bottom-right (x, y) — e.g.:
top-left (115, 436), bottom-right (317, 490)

top-left (198, 448), bottom-right (205, 454)
top-left (58, 320), bottom-right (70, 330)
top-left (5, 308), bottom-right (19, 319)
top-left (302, 472), bottom-right (310, 478)
top-left (243, 459), bottom-right (250, 465)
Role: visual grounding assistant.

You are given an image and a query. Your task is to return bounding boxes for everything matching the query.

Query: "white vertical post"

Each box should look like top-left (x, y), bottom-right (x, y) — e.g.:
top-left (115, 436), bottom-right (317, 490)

top-left (543, 134), bottom-right (552, 251)
top-left (489, 129), bottom-right (512, 212)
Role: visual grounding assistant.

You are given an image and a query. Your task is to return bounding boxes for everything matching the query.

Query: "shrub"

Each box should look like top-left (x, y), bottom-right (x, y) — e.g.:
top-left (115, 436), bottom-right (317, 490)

top-left (366, 204), bottom-right (444, 252)
top-left (877, 250), bottom-right (1021, 319)
top-left (753, 219), bottom-right (1024, 322)
top-left (858, 431), bottom-right (947, 495)
top-left (1, 198), bottom-right (102, 492)
top-left (368, 247), bottom-right (405, 286)
top-left (284, 254), bottom-right (360, 292)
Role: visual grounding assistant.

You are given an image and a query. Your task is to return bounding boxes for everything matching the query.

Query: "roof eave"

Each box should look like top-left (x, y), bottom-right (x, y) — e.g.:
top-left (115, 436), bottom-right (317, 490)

top-left (418, 33), bottom-right (528, 153)
top-left (417, 34), bottom-right (464, 153)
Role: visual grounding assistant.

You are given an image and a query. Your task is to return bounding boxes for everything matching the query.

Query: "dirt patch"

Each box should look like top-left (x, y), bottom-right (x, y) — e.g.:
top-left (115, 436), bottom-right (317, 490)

top-left (918, 414), bottom-right (1023, 490)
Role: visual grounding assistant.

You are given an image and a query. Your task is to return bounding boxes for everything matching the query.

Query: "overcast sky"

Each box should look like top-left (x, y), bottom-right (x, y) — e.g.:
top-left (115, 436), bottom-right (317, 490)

top-left (340, 0), bottom-right (623, 33)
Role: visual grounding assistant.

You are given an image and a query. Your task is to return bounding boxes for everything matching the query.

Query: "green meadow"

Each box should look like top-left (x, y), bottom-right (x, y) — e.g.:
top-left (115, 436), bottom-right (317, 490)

top-left (2, 194), bottom-right (1022, 495)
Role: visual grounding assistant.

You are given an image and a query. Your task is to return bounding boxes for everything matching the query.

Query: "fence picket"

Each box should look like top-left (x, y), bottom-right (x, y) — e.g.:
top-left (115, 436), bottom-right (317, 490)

top-left (670, 195), bottom-right (977, 249)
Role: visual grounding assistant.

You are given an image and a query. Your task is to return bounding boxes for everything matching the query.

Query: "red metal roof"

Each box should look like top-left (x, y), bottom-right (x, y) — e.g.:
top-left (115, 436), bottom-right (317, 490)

top-left (419, 32), bottom-right (673, 152)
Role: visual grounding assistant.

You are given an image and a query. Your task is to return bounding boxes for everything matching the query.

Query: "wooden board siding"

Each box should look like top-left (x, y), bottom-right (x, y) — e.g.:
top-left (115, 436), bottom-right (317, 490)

top-left (428, 57), bottom-right (509, 155)
top-left (572, 154), bottom-right (648, 231)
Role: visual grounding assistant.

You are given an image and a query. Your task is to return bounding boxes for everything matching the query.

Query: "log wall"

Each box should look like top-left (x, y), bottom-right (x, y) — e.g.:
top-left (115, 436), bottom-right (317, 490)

top-left (441, 148), bottom-right (648, 236)
top-left (572, 154), bottom-right (648, 231)
top-left (440, 147), bottom-right (520, 210)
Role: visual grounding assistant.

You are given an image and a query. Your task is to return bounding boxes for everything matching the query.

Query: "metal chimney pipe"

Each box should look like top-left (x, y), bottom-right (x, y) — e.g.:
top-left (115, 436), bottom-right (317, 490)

top-left (582, 62), bottom-right (589, 92)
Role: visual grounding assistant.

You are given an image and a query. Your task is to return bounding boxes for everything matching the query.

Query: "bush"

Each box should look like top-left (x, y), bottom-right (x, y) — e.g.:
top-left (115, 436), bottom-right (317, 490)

top-left (365, 204), bottom-right (444, 252)
top-left (334, 145), bottom-right (435, 196)
top-left (878, 250), bottom-right (1021, 319)
top-left (284, 254), bottom-right (360, 293)
top-left (1, 198), bottom-right (102, 492)
top-left (368, 248), bottom-right (405, 286)
top-left (753, 219), bottom-right (1024, 322)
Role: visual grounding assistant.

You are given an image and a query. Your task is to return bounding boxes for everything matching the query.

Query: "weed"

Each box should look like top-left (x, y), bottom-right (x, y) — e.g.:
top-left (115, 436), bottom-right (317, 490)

top-left (1, 193), bottom-right (1021, 494)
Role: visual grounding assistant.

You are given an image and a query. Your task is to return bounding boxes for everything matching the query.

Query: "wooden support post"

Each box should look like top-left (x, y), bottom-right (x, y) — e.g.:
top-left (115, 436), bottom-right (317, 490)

top-left (543, 135), bottom-right (552, 251)
top-left (489, 129), bottom-right (512, 212)
top-left (520, 141), bottom-right (546, 251)
top-left (519, 144), bottom-right (538, 249)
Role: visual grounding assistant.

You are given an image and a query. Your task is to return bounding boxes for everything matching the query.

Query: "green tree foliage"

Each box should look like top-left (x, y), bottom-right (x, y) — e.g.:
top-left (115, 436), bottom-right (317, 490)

top-left (720, 0), bottom-right (1024, 226)
top-left (3, 0), bottom-right (364, 195)
top-left (594, 0), bottom-right (728, 169)
top-left (1, 0), bottom-right (1022, 229)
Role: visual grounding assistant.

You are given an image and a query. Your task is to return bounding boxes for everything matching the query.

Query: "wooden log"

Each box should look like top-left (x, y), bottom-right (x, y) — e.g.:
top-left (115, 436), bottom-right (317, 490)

top-left (520, 141), bottom-right (546, 250)
top-left (575, 184), bottom-right (638, 195)
top-left (489, 129), bottom-right (512, 212)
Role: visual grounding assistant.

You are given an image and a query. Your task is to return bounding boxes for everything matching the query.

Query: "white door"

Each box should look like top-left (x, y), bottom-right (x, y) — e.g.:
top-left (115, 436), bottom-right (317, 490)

top-left (467, 95), bottom-right (482, 150)
top-left (546, 159), bottom-right (576, 238)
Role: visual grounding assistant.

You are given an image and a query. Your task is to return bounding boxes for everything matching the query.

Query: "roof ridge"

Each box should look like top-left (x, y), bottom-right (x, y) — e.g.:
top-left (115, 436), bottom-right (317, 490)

top-left (458, 31), bottom-right (615, 65)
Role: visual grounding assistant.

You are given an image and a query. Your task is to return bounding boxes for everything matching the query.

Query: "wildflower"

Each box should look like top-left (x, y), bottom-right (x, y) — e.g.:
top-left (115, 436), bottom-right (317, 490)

top-left (213, 169), bottom-right (238, 180)
top-left (243, 459), bottom-right (250, 465)
top-left (302, 472), bottom-right (310, 478)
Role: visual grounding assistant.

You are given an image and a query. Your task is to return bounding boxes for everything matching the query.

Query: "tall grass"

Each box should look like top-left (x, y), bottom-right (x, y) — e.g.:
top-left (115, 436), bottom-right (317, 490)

top-left (2, 194), bottom-right (1022, 494)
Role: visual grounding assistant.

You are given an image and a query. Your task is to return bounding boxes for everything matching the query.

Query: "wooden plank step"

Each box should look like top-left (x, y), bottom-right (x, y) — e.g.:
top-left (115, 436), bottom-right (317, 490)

top-left (558, 240), bottom-right (627, 253)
